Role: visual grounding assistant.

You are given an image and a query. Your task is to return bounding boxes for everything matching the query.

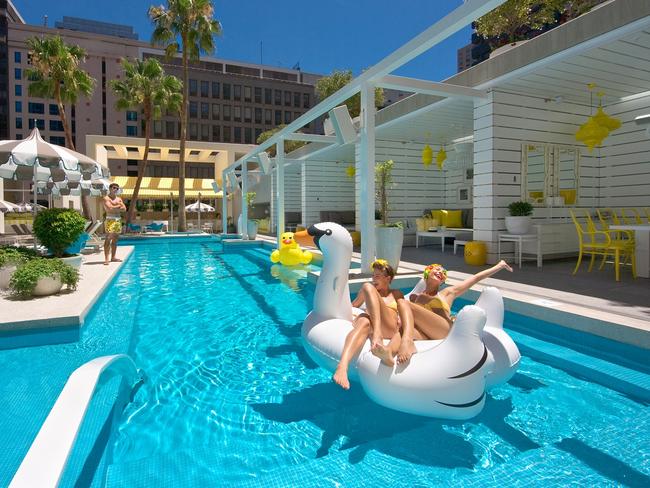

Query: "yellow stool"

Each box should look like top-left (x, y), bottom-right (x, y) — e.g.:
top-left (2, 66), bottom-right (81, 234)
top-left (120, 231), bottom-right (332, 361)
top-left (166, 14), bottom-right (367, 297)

top-left (295, 225), bottom-right (306, 232)
top-left (349, 231), bottom-right (361, 247)
top-left (464, 241), bottom-right (486, 266)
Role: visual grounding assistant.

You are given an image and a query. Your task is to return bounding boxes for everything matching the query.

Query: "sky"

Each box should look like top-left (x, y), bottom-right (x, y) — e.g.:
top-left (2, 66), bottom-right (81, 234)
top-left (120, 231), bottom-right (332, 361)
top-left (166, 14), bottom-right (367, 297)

top-left (12, 0), bottom-right (473, 80)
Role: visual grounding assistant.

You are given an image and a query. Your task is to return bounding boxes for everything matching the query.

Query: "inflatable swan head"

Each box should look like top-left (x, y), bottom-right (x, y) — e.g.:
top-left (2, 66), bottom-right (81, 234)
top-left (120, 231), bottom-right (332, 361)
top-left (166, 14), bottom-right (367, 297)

top-left (295, 222), bottom-right (352, 257)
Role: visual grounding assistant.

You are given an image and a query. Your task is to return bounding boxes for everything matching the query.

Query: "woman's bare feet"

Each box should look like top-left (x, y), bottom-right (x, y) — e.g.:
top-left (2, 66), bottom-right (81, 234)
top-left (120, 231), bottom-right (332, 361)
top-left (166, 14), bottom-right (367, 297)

top-left (371, 331), bottom-right (383, 350)
top-left (371, 343), bottom-right (395, 367)
top-left (396, 338), bottom-right (417, 364)
top-left (332, 366), bottom-right (350, 390)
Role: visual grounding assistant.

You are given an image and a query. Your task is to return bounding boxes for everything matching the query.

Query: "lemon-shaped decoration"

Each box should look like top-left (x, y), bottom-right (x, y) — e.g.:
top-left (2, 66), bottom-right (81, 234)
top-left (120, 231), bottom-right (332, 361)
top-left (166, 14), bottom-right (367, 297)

top-left (422, 144), bottom-right (433, 167)
top-left (436, 147), bottom-right (447, 170)
top-left (575, 117), bottom-right (608, 152)
top-left (345, 165), bottom-right (356, 179)
top-left (591, 106), bottom-right (621, 132)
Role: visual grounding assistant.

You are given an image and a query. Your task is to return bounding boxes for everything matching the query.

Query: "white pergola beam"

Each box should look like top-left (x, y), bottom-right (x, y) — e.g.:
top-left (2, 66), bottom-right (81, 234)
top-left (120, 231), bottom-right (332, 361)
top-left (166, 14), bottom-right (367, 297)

top-left (376, 75), bottom-right (488, 100)
top-left (283, 133), bottom-right (338, 144)
top-left (225, 0), bottom-right (506, 173)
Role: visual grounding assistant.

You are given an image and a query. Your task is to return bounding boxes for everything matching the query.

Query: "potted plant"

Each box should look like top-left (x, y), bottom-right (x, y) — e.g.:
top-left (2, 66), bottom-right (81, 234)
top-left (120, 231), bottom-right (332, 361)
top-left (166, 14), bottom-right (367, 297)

top-left (506, 200), bottom-right (534, 234)
top-left (9, 257), bottom-right (79, 297)
top-left (375, 159), bottom-right (404, 270)
top-left (237, 192), bottom-right (259, 239)
top-left (0, 246), bottom-right (40, 289)
top-left (33, 208), bottom-right (87, 269)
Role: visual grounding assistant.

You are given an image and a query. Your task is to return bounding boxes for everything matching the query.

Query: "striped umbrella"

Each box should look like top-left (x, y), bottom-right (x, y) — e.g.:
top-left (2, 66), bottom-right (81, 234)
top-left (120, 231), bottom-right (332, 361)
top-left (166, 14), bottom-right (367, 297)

top-left (0, 199), bottom-right (18, 213)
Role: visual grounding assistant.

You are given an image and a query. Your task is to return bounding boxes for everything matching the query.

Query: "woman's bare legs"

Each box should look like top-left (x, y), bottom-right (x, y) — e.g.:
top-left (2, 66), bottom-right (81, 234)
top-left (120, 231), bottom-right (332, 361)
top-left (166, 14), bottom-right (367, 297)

top-left (407, 302), bottom-right (452, 340)
top-left (357, 282), bottom-right (400, 348)
top-left (332, 316), bottom-right (371, 390)
top-left (395, 299), bottom-right (418, 364)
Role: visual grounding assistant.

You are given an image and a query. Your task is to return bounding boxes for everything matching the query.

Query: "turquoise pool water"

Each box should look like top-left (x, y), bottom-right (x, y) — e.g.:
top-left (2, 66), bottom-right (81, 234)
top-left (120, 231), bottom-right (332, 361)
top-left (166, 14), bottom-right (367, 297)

top-left (1, 237), bottom-right (649, 487)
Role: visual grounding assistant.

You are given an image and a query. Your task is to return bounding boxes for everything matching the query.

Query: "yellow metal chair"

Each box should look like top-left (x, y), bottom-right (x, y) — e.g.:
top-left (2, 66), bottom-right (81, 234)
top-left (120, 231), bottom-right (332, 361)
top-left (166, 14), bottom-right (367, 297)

top-left (570, 210), bottom-right (636, 281)
top-left (645, 208), bottom-right (650, 223)
top-left (621, 208), bottom-right (643, 225)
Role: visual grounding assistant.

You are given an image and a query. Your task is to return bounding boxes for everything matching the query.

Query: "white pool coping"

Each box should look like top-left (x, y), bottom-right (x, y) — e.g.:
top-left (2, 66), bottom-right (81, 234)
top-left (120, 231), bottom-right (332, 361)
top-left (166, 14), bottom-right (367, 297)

top-left (0, 247), bottom-right (134, 334)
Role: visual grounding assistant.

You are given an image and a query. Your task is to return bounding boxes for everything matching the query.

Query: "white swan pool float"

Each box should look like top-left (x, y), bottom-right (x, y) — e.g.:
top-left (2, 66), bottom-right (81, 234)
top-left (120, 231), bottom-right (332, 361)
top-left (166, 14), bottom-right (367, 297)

top-left (300, 222), bottom-right (521, 419)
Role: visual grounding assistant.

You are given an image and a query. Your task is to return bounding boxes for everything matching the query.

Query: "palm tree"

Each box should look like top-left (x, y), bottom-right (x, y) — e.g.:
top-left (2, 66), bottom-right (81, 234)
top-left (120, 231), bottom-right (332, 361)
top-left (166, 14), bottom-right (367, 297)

top-left (149, 0), bottom-right (222, 232)
top-left (26, 35), bottom-right (95, 218)
top-left (110, 58), bottom-right (182, 225)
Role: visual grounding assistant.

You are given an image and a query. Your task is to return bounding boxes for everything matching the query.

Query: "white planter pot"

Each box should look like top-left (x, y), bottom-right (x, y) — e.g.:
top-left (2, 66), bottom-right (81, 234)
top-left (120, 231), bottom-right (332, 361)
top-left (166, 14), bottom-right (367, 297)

top-left (32, 274), bottom-right (63, 296)
top-left (61, 254), bottom-right (83, 269)
top-left (375, 226), bottom-right (404, 270)
top-left (0, 264), bottom-right (17, 290)
top-left (247, 220), bottom-right (258, 240)
top-left (505, 216), bottom-right (531, 235)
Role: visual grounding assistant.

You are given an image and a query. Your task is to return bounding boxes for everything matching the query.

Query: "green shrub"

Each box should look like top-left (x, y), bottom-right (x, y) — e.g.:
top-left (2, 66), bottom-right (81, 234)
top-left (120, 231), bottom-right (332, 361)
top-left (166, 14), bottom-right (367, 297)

top-left (9, 257), bottom-right (78, 297)
top-left (0, 246), bottom-right (40, 267)
top-left (508, 201), bottom-right (534, 216)
top-left (33, 208), bottom-right (86, 257)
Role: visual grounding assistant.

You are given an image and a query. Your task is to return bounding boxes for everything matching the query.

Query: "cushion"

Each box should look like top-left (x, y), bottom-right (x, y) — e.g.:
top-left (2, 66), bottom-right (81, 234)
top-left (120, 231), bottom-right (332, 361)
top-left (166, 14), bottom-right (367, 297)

top-left (416, 218), bottom-right (428, 231)
top-left (444, 210), bottom-right (463, 228)
top-left (429, 210), bottom-right (443, 224)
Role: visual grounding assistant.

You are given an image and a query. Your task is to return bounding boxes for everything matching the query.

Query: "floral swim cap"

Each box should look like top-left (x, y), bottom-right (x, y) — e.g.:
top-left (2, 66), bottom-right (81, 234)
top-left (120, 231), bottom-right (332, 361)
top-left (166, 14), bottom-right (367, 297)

top-left (371, 258), bottom-right (395, 278)
top-left (423, 264), bottom-right (447, 282)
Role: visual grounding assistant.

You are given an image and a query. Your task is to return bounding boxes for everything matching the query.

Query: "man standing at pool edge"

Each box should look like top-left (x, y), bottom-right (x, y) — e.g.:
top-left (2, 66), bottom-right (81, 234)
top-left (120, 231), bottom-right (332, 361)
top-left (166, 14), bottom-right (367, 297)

top-left (103, 183), bottom-right (126, 265)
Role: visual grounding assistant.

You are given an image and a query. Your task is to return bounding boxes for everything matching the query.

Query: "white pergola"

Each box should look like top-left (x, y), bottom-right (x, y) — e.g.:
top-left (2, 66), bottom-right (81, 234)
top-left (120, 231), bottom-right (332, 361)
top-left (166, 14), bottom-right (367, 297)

top-left (220, 0), bottom-right (505, 269)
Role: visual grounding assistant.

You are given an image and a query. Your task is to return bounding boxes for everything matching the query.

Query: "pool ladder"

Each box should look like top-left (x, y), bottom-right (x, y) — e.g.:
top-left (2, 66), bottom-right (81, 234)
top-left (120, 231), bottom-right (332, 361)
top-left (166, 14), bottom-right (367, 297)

top-left (9, 354), bottom-right (141, 488)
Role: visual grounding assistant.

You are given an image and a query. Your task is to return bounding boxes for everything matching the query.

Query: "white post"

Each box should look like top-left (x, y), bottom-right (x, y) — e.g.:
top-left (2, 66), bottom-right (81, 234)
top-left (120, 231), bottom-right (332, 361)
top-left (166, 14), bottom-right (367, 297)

top-left (359, 82), bottom-right (376, 271)
top-left (276, 138), bottom-right (285, 246)
top-left (169, 192), bottom-right (174, 233)
top-left (241, 162), bottom-right (248, 239)
top-left (32, 163), bottom-right (38, 250)
top-left (197, 192), bottom-right (201, 232)
top-left (221, 170), bottom-right (228, 234)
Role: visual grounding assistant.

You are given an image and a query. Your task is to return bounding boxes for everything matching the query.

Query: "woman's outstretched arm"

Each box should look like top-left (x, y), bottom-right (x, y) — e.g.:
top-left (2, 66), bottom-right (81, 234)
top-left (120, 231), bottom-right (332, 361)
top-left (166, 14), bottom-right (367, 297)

top-left (444, 260), bottom-right (513, 299)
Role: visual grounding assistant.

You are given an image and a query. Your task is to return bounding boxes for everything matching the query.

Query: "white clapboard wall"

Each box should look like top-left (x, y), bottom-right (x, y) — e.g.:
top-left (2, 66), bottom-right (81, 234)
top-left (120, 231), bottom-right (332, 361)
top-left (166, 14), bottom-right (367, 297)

top-left (270, 164), bottom-right (302, 231)
top-left (302, 159), bottom-right (355, 226)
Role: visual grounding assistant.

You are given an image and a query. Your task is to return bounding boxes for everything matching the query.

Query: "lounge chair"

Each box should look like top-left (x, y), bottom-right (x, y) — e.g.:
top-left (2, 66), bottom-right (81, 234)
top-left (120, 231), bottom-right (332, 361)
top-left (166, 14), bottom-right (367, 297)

top-left (126, 223), bottom-right (142, 233)
top-left (82, 221), bottom-right (104, 253)
top-left (145, 222), bottom-right (164, 233)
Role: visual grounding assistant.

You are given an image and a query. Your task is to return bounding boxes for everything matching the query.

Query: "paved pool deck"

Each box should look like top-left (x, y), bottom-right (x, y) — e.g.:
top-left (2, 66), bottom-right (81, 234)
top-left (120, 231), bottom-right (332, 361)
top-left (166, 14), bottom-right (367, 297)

top-left (0, 247), bottom-right (134, 345)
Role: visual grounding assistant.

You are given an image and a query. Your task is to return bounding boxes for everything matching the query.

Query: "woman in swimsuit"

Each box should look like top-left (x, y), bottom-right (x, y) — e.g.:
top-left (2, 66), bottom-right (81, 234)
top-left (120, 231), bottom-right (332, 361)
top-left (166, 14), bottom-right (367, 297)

top-left (388, 260), bottom-right (513, 365)
top-left (332, 259), bottom-right (408, 390)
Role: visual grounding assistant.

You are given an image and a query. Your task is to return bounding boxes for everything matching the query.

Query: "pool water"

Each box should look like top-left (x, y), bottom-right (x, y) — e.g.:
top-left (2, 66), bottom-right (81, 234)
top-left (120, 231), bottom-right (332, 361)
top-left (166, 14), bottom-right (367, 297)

top-left (1, 237), bottom-right (649, 487)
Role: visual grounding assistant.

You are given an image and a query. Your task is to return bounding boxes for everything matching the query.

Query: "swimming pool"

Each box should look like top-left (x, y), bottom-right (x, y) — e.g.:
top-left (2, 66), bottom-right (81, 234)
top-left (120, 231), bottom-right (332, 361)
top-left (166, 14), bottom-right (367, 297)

top-left (1, 237), bottom-right (649, 487)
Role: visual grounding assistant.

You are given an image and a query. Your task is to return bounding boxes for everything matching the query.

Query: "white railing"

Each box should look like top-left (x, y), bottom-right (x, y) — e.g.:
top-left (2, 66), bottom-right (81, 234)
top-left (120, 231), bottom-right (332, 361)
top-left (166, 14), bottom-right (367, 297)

top-left (10, 354), bottom-right (139, 488)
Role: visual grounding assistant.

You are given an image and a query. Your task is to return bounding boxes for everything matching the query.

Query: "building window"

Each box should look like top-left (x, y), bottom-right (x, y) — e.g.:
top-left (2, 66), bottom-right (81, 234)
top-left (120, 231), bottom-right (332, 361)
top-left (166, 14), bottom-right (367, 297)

top-left (49, 104), bottom-right (59, 116)
top-left (28, 102), bottom-right (45, 114)
top-left (265, 109), bottom-right (272, 124)
top-left (49, 120), bottom-right (64, 131)
top-left (15, 134), bottom-right (22, 140)
top-left (15, 101), bottom-right (21, 113)
top-left (166, 121), bottom-right (176, 138)
top-left (303, 93), bottom-right (310, 108)
top-left (254, 87), bottom-right (262, 104)
top-left (265, 88), bottom-right (272, 105)
top-left (223, 126), bottom-right (231, 142)
top-left (15, 85), bottom-right (22, 96)
top-left (189, 79), bottom-right (198, 96)
top-left (212, 125), bottom-right (220, 140)
top-left (274, 110), bottom-right (281, 125)
top-left (14, 68), bottom-right (21, 80)
top-left (200, 80), bottom-right (209, 97)
top-left (294, 111), bottom-right (302, 122)
top-left (254, 128), bottom-right (261, 142)
top-left (244, 127), bottom-right (252, 144)
top-left (189, 122), bottom-right (198, 140)
top-left (244, 107), bottom-right (251, 123)
top-left (126, 125), bottom-right (137, 136)
top-left (212, 104), bottom-right (220, 120)
top-left (294, 92), bottom-right (301, 108)
top-left (189, 101), bottom-right (198, 118)
top-left (212, 82), bottom-right (220, 98)
top-left (234, 126), bottom-right (241, 143)
top-left (50, 136), bottom-right (65, 145)
top-left (284, 91), bottom-right (291, 106)
top-left (154, 120), bottom-right (163, 137)
top-left (15, 117), bottom-right (22, 129)
top-left (254, 107), bottom-right (262, 124)
top-left (201, 124), bottom-right (210, 141)
top-left (14, 51), bottom-right (21, 63)
top-left (201, 102), bottom-right (209, 119)
top-left (233, 106), bottom-right (241, 122)
top-left (274, 90), bottom-right (282, 105)
top-left (223, 105), bottom-right (231, 121)
top-left (223, 83), bottom-right (231, 100)
top-left (233, 84), bottom-right (241, 101)
top-left (29, 119), bottom-right (45, 130)
top-left (244, 86), bottom-right (251, 102)
top-left (284, 111), bottom-right (291, 124)
top-left (126, 111), bottom-right (138, 121)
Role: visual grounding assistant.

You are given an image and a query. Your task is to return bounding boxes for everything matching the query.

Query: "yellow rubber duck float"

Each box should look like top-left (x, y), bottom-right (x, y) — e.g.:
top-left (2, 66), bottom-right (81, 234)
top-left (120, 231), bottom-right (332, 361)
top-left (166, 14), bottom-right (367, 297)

top-left (271, 232), bottom-right (313, 266)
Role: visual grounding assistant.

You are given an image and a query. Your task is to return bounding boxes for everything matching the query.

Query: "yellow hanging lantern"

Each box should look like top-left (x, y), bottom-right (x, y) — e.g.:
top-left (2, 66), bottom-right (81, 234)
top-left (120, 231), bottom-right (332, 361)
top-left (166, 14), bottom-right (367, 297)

top-left (575, 117), bottom-right (608, 152)
top-left (345, 165), bottom-right (356, 178)
top-left (591, 105), bottom-right (621, 132)
top-left (436, 147), bottom-right (447, 170)
top-left (422, 144), bottom-right (433, 167)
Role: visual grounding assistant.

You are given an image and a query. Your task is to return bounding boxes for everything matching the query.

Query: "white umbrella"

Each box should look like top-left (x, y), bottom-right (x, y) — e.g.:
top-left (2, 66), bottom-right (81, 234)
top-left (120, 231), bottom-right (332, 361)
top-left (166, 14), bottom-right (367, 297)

top-left (0, 199), bottom-right (18, 213)
top-left (185, 198), bottom-right (214, 232)
top-left (15, 201), bottom-right (46, 212)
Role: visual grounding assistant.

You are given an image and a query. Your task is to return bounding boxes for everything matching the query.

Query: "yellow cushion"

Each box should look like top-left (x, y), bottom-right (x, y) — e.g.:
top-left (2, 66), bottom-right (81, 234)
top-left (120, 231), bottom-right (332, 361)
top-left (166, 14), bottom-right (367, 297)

top-left (559, 189), bottom-right (576, 205)
top-left (429, 210), bottom-right (442, 224)
top-left (441, 210), bottom-right (463, 228)
top-left (416, 218), bottom-right (428, 232)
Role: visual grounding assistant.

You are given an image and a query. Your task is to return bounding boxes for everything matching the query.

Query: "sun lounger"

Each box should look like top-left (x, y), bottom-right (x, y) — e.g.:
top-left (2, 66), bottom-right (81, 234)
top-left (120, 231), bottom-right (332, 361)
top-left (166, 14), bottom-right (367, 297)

top-left (82, 221), bottom-right (104, 253)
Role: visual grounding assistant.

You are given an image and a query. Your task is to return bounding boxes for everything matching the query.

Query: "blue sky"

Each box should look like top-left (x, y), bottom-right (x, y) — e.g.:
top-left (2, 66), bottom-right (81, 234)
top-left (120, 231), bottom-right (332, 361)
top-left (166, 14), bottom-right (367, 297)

top-left (13, 0), bottom-right (472, 80)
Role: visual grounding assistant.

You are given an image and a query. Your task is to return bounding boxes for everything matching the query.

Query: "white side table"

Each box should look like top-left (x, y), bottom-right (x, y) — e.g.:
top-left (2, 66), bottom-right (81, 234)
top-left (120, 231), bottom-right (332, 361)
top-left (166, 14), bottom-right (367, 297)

top-left (498, 233), bottom-right (542, 268)
top-left (416, 230), bottom-right (456, 252)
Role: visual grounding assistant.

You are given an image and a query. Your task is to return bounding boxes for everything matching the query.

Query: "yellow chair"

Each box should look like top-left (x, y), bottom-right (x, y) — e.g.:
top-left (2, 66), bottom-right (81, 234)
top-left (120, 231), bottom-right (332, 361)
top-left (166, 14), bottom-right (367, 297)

top-left (645, 208), bottom-right (650, 223)
top-left (559, 189), bottom-right (576, 205)
top-left (621, 208), bottom-right (643, 225)
top-left (528, 191), bottom-right (544, 204)
top-left (570, 210), bottom-right (636, 281)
